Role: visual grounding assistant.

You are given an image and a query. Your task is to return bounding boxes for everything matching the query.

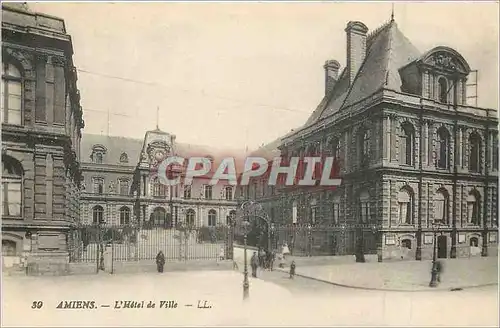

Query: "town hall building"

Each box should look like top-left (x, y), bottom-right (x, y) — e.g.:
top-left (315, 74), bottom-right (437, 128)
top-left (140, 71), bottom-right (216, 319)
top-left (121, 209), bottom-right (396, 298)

top-left (239, 17), bottom-right (498, 261)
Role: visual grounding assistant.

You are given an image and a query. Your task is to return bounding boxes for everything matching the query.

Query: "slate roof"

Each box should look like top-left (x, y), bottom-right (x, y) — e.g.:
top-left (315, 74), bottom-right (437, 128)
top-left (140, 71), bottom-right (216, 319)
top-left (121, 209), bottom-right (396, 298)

top-left (81, 133), bottom-right (248, 172)
top-left (81, 134), bottom-right (144, 166)
top-left (305, 20), bottom-right (421, 125)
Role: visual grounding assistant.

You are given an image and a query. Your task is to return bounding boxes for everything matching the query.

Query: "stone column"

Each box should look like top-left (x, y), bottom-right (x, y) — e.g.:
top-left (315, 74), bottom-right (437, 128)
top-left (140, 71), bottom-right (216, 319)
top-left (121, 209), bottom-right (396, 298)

top-left (422, 121), bottom-right (428, 167)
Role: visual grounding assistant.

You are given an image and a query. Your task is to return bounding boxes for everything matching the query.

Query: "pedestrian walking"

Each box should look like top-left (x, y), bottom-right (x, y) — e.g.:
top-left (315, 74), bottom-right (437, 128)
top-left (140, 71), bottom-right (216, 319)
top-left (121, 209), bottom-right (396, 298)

top-left (258, 248), bottom-right (266, 268)
top-left (251, 252), bottom-right (259, 278)
top-left (289, 260), bottom-right (296, 279)
top-left (219, 247), bottom-right (225, 261)
top-left (270, 250), bottom-right (276, 271)
top-left (282, 242), bottom-right (290, 259)
top-left (155, 250), bottom-right (166, 273)
top-left (278, 252), bottom-right (285, 268)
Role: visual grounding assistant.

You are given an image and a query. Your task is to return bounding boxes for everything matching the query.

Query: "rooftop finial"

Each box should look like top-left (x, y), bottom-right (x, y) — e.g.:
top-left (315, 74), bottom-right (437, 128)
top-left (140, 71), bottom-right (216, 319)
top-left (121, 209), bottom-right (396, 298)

top-left (391, 3), bottom-right (395, 22)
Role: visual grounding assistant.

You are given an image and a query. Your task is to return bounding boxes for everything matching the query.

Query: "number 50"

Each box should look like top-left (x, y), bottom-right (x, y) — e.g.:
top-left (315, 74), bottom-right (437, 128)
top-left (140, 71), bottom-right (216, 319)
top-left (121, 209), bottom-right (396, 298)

top-left (31, 301), bottom-right (43, 309)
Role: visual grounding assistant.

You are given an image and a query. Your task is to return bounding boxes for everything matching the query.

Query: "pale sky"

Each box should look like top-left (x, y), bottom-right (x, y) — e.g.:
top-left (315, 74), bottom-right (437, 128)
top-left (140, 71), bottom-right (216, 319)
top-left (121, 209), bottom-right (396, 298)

top-left (32, 2), bottom-right (499, 151)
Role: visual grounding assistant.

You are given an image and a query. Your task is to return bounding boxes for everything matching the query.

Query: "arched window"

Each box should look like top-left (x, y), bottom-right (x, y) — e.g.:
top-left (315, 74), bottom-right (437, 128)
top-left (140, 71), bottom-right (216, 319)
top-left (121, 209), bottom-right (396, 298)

top-left (225, 186), bottom-right (233, 201)
top-left (208, 209), bottom-right (217, 227)
top-left (186, 209), bottom-right (195, 226)
top-left (2, 240), bottom-right (17, 256)
top-left (438, 77), bottom-right (448, 103)
top-left (92, 205), bottom-right (105, 224)
top-left (151, 207), bottom-right (167, 227)
top-left (2, 156), bottom-right (23, 217)
top-left (332, 194), bottom-right (341, 224)
top-left (1, 62), bottom-right (22, 125)
top-left (119, 152), bottom-right (128, 163)
top-left (398, 188), bottom-right (413, 224)
top-left (437, 127), bottom-right (450, 169)
top-left (310, 198), bottom-right (318, 224)
top-left (292, 200), bottom-right (298, 224)
top-left (400, 123), bottom-right (414, 165)
top-left (118, 179), bottom-right (129, 196)
top-left (152, 177), bottom-right (166, 197)
top-left (183, 185), bottom-right (191, 199)
top-left (119, 206), bottom-right (130, 225)
top-left (434, 189), bottom-right (449, 224)
top-left (467, 191), bottom-right (480, 225)
top-left (359, 191), bottom-right (370, 223)
top-left (469, 133), bottom-right (481, 173)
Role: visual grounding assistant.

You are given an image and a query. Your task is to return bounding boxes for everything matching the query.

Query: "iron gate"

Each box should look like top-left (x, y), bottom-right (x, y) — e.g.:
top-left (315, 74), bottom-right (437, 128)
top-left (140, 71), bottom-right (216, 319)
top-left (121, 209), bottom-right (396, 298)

top-left (69, 224), bottom-right (233, 266)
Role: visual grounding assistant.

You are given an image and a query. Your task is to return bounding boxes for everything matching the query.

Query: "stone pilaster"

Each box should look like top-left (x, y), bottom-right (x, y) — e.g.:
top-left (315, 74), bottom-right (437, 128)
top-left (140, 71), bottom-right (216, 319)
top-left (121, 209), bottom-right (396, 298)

top-left (422, 70), bottom-right (430, 98)
top-left (383, 115), bottom-right (390, 162)
top-left (390, 180), bottom-right (398, 227)
top-left (390, 115), bottom-right (397, 162)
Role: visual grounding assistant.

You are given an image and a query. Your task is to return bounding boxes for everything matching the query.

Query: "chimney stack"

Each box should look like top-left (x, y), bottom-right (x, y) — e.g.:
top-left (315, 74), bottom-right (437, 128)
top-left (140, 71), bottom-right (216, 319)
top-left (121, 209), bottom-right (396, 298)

top-left (324, 60), bottom-right (340, 95)
top-left (345, 21), bottom-right (368, 85)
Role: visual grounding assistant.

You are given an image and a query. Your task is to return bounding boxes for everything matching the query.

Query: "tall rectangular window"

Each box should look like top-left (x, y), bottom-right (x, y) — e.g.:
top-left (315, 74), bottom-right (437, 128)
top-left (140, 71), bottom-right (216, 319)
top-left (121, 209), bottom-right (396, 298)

top-left (93, 177), bottom-right (104, 194)
top-left (184, 185), bottom-right (191, 199)
top-left (1, 62), bottom-right (22, 125)
top-left (204, 185), bottom-right (212, 200)
top-left (119, 179), bottom-right (129, 196)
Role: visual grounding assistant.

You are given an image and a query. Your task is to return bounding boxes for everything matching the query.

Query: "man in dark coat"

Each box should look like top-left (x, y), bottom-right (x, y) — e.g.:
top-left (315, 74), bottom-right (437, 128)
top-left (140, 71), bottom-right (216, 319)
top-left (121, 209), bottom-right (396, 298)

top-left (251, 252), bottom-right (259, 278)
top-left (156, 250), bottom-right (166, 273)
top-left (289, 260), bottom-right (296, 279)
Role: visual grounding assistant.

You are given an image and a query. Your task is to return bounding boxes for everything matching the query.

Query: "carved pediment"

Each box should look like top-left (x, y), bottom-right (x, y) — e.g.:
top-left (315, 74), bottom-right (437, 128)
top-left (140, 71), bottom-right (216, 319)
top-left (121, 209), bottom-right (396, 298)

top-left (421, 46), bottom-right (471, 75)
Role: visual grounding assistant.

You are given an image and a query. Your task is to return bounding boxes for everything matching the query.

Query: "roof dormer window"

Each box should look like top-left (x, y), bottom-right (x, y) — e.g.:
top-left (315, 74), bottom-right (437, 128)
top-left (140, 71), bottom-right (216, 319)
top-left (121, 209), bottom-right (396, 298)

top-left (91, 145), bottom-right (107, 164)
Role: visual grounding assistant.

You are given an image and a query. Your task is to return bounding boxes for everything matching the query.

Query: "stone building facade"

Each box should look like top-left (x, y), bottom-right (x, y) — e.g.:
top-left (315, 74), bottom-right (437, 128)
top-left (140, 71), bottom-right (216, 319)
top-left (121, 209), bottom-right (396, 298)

top-left (80, 129), bottom-right (240, 231)
top-left (2, 3), bottom-right (84, 275)
top-left (239, 18), bottom-right (498, 261)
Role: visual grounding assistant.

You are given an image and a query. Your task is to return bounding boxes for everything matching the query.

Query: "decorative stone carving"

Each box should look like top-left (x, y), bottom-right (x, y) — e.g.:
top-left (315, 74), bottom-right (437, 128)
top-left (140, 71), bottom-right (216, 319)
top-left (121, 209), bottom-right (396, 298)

top-left (432, 53), bottom-right (458, 71)
top-left (109, 182), bottom-right (115, 194)
top-left (51, 56), bottom-right (66, 67)
top-left (35, 53), bottom-right (47, 63)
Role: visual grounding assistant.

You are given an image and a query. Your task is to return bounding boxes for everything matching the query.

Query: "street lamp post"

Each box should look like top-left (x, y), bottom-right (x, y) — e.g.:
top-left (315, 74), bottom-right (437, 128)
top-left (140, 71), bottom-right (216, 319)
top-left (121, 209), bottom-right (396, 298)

top-left (429, 222), bottom-right (441, 287)
top-left (340, 223), bottom-right (346, 255)
top-left (238, 199), bottom-right (269, 300)
top-left (242, 220), bottom-right (250, 300)
top-left (307, 224), bottom-right (312, 257)
top-left (270, 223), bottom-right (276, 251)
